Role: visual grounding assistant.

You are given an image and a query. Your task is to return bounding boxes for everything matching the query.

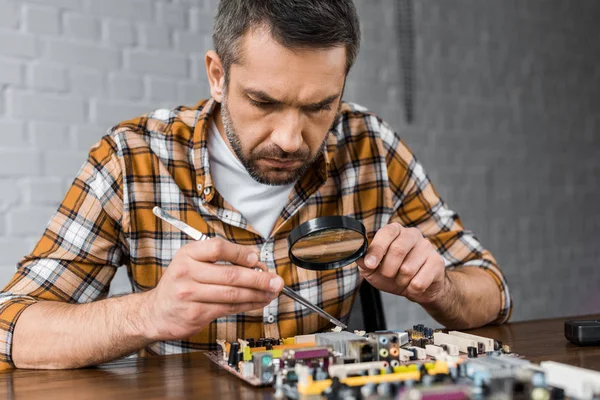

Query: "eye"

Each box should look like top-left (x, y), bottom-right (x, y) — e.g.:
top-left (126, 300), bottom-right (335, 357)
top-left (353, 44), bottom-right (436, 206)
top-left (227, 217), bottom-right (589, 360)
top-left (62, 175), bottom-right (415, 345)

top-left (249, 98), bottom-right (273, 109)
top-left (306, 104), bottom-right (332, 114)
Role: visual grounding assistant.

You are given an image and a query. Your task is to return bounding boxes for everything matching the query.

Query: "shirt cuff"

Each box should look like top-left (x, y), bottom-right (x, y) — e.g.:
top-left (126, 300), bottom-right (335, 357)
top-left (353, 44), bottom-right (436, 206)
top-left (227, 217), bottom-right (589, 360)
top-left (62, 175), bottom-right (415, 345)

top-left (486, 267), bottom-right (513, 324)
top-left (0, 297), bottom-right (38, 370)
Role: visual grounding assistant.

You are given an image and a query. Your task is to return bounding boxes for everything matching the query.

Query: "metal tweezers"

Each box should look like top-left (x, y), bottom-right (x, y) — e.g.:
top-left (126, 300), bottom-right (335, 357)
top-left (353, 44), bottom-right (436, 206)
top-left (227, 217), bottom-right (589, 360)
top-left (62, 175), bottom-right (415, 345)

top-left (152, 206), bottom-right (347, 329)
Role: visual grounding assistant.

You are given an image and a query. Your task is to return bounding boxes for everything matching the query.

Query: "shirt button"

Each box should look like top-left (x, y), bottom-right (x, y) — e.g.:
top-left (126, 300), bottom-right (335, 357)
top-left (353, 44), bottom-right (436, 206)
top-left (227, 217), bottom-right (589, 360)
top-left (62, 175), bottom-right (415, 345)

top-left (196, 183), bottom-right (203, 191)
top-left (203, 187), bottom-right (211, 196)
top-left (266, 314), bottom-right (275, 324)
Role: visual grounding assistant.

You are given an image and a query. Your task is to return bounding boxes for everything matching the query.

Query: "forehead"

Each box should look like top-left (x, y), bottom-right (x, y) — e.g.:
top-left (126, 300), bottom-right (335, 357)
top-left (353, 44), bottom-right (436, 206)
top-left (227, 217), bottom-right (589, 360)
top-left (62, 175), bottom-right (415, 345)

top-left (229, 27), bottom-right (347, 100)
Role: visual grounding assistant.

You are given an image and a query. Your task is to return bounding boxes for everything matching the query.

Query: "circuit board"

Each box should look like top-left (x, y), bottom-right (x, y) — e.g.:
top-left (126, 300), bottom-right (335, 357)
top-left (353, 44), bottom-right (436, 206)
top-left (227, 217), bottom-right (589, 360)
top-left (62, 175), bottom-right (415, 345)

top-left (205, 325), bottom-right (600, 399)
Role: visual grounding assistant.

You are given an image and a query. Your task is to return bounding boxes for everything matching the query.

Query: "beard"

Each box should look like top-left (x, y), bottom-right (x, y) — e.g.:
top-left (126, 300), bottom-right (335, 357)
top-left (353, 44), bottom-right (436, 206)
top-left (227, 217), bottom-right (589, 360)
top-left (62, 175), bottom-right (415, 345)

top-left (220, 94), bottom-right (331, 186)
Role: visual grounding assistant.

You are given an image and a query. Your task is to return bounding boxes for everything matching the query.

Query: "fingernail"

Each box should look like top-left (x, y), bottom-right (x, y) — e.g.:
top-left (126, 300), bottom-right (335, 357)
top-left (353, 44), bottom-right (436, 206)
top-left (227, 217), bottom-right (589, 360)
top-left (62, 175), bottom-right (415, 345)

top-left (247, 252), bottom-right (258, 264)
top-left (365, 255), bottom-right (377, 268)
top-left (270, 277), bottom-right (283, 291)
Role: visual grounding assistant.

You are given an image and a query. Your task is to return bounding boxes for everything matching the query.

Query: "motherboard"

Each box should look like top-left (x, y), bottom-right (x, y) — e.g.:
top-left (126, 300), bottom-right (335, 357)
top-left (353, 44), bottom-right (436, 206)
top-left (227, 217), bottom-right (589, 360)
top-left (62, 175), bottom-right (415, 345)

top-left (205, 325), bottom-right (600, 400)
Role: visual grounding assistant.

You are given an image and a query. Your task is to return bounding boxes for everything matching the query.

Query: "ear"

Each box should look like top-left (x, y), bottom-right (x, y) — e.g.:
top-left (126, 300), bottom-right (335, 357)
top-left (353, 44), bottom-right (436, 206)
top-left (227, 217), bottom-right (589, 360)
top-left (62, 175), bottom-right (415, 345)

top-left (205, 50), bottom-right (226, 103)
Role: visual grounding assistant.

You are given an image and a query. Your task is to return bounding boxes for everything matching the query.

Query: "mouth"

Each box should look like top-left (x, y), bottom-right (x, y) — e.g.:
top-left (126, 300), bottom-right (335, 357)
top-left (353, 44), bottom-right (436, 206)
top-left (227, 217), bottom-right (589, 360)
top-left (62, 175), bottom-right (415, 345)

top-left (260, 158), bottom-right (302, 169)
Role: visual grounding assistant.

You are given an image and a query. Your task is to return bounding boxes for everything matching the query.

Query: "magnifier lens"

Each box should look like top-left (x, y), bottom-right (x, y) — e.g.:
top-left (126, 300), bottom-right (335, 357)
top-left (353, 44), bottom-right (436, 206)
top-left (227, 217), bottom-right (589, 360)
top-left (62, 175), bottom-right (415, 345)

top-left (291, 229), bottom-right (365, 263)
top-left (287, 216), bottom-right (368, 271)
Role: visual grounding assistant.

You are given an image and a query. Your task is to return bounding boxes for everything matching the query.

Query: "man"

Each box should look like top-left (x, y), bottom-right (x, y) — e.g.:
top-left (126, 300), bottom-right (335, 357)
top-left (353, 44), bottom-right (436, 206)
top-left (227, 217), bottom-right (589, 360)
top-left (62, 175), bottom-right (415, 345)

top-left (0, 0), bottom-right (511, 370)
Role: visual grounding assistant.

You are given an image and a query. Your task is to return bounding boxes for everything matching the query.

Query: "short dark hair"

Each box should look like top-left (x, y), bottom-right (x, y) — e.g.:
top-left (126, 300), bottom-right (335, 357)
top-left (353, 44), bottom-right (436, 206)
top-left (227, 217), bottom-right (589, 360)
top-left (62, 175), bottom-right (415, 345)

top-left (213, 0), bottom-right (361, 76)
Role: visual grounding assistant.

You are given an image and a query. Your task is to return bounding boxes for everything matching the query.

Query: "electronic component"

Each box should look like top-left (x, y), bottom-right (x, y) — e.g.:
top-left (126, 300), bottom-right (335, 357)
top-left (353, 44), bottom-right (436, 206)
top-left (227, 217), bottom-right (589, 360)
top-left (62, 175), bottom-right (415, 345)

top-left (347, 340), bottom-right (375, 363)
top-left (375, 329), bottom-right (409, 346)
top-left (467, 346), bottom-right (478, 358)
top-left (315, 331), bottom-right (366, 355)
top-left (253, 351), bottom-right (275, 384)
top-left (406, 346), bottom-right (426, 360)
top-left (328, 361), bottom-right (388, 379)
top-left (398, 348), bottom-right (413, 362)
top-left (240, 361), bottom-right (255, 379)
top-left (540, 361), bottom-right (600, 399)
top-left (433, 332), bottom-right (478, 353)
top-left (228, 342), bottom-right (240, 366)
top-left (424, 344), bottom-right (444, 358)
top-left (367, 332), bottom-right (400, 363)
top-left (295, 334), bottom-right (317, 344)
top-left (449, 330), bottom-right (494, 352)
top-left (439, 343), bottom-right (459, 356)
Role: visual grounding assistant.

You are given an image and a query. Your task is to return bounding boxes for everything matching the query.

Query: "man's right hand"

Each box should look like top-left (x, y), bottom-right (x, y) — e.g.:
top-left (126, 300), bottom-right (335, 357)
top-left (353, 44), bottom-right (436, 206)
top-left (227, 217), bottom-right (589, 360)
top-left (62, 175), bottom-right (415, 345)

top-left (140, 238), bottom-right (284, 341)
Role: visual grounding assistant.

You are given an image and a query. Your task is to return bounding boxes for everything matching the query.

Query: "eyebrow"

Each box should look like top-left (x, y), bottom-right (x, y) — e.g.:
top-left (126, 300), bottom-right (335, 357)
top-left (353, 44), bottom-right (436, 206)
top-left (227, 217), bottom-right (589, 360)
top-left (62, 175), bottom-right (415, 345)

top-left (244, 88), bottom-right (340, 109)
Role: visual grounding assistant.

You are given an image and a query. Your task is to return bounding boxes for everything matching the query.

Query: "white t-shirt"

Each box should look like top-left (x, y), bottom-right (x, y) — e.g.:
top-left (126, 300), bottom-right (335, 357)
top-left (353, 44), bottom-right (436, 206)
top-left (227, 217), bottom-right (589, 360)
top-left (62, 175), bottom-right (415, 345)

top-left (207, 121), bottom-right (296, 239)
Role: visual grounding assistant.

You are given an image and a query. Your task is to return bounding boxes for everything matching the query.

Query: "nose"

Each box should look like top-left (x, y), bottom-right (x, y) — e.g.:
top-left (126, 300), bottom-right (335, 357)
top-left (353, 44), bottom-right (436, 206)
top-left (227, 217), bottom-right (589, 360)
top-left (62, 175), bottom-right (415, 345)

top-left (270, 109), bottom-right (303, 154)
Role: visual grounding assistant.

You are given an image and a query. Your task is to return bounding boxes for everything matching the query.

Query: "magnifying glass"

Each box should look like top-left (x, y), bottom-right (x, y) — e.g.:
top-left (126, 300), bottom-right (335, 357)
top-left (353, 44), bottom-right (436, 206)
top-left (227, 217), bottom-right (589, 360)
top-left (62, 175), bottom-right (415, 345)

top-left (287, 216), bottom-right (368, 271)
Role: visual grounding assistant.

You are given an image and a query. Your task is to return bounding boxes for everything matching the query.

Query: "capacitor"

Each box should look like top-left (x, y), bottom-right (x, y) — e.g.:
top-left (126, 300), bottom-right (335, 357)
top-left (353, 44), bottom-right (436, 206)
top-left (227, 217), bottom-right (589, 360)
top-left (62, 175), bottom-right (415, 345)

top-left (494, 340), bottom-right (502, 351)
top-left (477, 342), bottom-right (485, 354)
top-left (228, 342), bottom-right (240, 366)
top-left (467, 346), bottom-right (478, 358)
top-left (408, 349), bottom-right (417, 361)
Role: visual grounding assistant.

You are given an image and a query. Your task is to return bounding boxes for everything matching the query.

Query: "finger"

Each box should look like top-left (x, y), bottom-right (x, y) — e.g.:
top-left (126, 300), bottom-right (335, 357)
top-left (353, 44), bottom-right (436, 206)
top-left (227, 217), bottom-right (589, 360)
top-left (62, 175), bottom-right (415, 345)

top-left (188, 263), bottom-right (284, 293)
top-left (209, 302), bottom-right (272, 319)
top-left (392, 239), bottom-right (430, 291)
top-left (356, 223), bottom-right (402, 273)
top-left (175, 283), bottom-right (278, 304)
top-left (400, 255), bottom-right (440, 297)
top-left (253, 261), bottom-right (269, 272)
top-left (183, 238), bottom-right (260, 267)
top-left (376, 229), bottom-right (422, 280)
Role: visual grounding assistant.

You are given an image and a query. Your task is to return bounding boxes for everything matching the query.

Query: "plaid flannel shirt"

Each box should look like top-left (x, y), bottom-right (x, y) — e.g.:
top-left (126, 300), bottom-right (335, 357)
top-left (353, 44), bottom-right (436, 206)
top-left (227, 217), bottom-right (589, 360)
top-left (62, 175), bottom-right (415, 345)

top-left (0, 99), bottom-right (512, 369)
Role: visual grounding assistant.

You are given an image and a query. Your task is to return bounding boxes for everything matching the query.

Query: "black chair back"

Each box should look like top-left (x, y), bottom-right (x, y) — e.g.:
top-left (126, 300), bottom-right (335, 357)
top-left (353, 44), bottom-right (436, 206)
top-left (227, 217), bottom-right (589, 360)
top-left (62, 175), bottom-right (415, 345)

top-left (347, 281), bottom-right (387, 332)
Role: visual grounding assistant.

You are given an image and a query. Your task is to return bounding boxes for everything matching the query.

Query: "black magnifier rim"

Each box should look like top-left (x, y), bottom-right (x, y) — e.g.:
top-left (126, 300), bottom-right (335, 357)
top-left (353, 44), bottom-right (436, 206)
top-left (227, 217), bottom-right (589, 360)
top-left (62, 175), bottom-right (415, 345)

top-left (287, 216), bottom-right (368, 271)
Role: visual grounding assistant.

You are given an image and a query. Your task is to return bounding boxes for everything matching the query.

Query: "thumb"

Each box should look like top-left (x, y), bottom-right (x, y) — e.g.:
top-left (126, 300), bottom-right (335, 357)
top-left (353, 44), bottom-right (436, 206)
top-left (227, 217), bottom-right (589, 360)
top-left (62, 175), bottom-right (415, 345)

top-left (356, 258), bottom-right (376, 278)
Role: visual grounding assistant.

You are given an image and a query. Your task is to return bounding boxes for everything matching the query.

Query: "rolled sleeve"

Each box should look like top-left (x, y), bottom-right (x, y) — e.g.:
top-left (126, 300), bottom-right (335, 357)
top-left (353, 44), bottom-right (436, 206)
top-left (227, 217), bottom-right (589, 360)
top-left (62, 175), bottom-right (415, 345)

top-left (0, 135), bottom-right (126, 369)
top-left (0, 295), bottom-right (38, 369)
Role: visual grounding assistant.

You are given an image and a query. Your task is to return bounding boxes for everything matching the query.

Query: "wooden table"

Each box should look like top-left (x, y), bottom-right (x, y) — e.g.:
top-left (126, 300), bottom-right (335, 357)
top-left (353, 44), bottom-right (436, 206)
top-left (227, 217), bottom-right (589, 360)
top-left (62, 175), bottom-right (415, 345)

top-left (1, 314), bottom-right (599, 400)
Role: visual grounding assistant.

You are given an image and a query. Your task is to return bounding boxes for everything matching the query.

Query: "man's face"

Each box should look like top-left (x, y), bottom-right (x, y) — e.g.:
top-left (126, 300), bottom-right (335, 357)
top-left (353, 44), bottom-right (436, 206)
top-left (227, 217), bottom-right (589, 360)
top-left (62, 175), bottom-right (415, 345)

top-left (216, 28), bottom-right (347, 186)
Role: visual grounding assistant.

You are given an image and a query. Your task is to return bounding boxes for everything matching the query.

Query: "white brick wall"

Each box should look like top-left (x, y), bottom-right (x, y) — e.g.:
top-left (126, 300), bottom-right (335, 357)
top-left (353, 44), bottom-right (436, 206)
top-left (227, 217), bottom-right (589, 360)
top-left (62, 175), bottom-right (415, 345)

top-left (0, 0), bottom-right (215, 293)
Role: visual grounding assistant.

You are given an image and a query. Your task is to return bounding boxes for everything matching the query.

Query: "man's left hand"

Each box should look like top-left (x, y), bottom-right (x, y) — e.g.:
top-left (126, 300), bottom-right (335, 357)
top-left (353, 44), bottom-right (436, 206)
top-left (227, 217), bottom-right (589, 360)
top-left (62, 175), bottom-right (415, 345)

top-left (356, 223), bottom-right (448, 304)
